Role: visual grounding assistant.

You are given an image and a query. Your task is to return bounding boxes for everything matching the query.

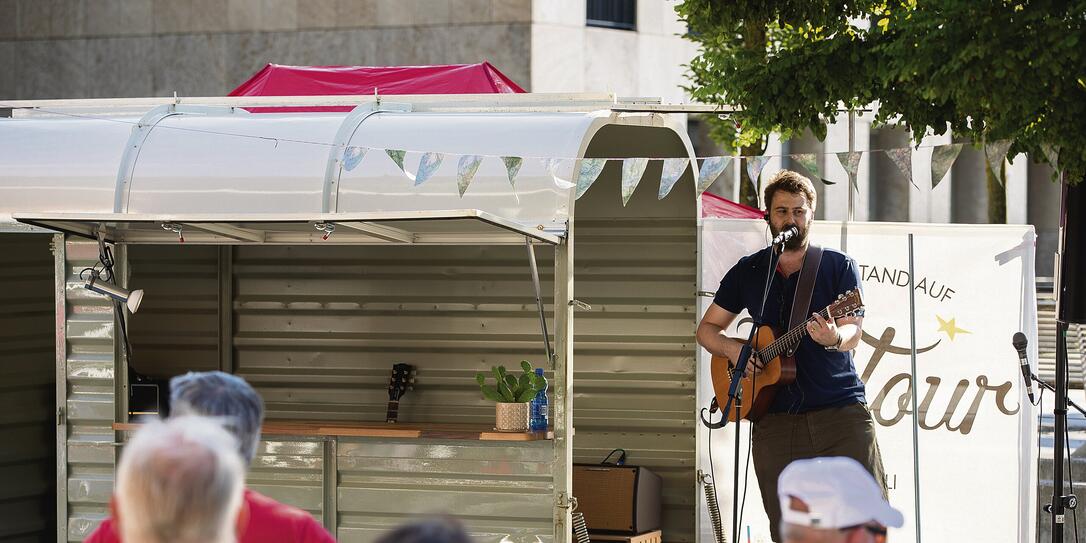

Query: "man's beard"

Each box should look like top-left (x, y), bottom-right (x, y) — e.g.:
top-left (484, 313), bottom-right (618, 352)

top-left (771, 223), bottom-right (809, 250)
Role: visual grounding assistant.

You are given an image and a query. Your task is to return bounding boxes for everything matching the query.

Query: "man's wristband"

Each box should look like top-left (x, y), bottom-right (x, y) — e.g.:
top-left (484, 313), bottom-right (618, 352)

top-left (825, 331), bottom-right (843, 352)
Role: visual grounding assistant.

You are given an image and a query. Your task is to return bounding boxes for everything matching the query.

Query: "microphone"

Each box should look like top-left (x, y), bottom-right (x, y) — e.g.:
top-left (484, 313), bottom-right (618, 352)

top-left (1013, 332), bottom-right (1035, 404)
top-left (772, 226), bottom-right (799, 245)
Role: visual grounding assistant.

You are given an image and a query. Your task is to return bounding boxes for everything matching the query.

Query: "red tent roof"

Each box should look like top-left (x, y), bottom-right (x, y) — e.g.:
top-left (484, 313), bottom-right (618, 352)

top-left (229, 62), bottom-right (525, 112)
top-left (700, 191), bottom-right (764, 219)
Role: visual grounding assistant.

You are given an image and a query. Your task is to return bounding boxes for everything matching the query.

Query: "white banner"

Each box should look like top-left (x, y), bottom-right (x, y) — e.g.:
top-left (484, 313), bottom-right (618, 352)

top-left (696, 220), bottom-right (1038, 543)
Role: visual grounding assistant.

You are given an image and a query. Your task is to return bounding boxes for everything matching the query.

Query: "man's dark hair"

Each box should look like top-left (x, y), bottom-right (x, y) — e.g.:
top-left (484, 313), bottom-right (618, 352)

top-left (169, 371), bottom-right (265, 464)
top-left (763, 169), bottom-right (817, 211)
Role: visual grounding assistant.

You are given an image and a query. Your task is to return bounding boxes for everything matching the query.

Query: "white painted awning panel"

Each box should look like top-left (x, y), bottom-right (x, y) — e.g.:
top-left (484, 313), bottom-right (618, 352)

top-left (1, 97), bottom-right (696, 243)
top-left (124, 112), bottom-right (339, 215)
top-left (0, 116), bottom-right (133, 213)
top-left (0, 107), bottom-right (601, 229)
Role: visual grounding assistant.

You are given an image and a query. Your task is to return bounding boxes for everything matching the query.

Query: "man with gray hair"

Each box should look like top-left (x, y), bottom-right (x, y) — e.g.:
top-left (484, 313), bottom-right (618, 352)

top-left (88, 371), bottom-right (336, 543)
top-left (114, 416), bottom-right (245, 543)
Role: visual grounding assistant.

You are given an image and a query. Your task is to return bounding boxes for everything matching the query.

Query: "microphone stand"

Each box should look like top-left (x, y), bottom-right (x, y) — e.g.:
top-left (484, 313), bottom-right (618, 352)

top-left (1045, 324), bottom-right (1079, 542)
top-left (702, 237), bottom-right (787, 543)
top-left (1030, 364), bottom-right (1086, 531)
top-left (1031, 372), bottom-right (1086, 418)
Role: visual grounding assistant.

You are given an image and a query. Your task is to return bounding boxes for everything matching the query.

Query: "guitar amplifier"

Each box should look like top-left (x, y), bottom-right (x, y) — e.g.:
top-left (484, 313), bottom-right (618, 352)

top-left (573, 464), bottom-right (662, 534)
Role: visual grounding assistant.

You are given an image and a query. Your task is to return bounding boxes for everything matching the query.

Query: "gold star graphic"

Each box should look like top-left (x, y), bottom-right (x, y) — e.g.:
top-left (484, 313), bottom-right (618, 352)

top-left (936, 315), bottom-right (971, 341)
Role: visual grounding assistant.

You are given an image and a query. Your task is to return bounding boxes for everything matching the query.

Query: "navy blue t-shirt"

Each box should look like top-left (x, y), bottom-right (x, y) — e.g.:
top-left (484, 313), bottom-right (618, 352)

top-left (713, 246), bottom-right (866, 413)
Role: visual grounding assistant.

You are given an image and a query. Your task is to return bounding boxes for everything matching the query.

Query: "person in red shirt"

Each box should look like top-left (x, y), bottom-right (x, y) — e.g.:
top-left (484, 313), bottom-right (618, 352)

top-left (86, 371), bottom-right (336, 543)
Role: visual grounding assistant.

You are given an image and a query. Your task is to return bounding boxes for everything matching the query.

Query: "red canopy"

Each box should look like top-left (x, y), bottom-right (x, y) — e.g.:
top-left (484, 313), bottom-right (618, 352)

top-left (229, 62), bottom-right (525, 112)
top-left (700, 191), bottom-right (764, 219)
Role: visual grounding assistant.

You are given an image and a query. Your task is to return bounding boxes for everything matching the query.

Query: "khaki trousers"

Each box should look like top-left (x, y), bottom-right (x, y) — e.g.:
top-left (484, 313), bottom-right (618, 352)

top-left (752, 402), bottom-right (888, 542)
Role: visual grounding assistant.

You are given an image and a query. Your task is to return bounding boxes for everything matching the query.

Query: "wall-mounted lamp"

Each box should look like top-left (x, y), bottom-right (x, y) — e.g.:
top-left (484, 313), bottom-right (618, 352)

top-left (85, 271), bottom-right (144, 313)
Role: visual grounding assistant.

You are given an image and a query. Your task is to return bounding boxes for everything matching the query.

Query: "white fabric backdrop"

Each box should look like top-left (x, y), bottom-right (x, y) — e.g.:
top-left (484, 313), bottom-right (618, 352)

top-left (695, 219), bottom-right (1038, 543)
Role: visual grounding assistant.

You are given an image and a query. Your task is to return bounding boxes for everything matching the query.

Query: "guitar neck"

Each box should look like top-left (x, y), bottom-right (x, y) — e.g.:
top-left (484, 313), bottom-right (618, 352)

top-left (386, 400), bottom-right (399, 423)
top-left (762, 306), bottom-right (833, 360)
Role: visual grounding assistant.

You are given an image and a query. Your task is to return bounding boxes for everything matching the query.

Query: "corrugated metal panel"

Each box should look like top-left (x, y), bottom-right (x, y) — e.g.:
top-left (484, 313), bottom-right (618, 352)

top-left (64, 240), bottom-right (118, 542)
top-left (126, 243), bottom-right (557, 535)
top-left (336, 438), bottom-right (553, 542)
top-left (572, 218), bottom-right (697, 543)
top-left (127, 245), bottom-right (220, 377)
top-left (231, 245), bottom-right (559, 424)
top-left (0, 233), bottom-right (56, 541)
top-left (125, 245), bottom-right (330, 526)
top-left (231, 244), bottom-right (559, 537)
top-left (248, 438), bottom-right (327, 520)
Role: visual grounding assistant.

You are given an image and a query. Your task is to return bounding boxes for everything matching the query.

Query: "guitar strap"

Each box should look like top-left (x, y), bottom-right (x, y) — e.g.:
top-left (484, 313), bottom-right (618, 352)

top-left (785, 244), bottom-right (823, 357)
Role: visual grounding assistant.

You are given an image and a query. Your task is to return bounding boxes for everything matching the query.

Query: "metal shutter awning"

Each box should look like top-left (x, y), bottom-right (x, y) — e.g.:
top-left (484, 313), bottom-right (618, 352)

top-left (13, 209), bottom-right (563, 246)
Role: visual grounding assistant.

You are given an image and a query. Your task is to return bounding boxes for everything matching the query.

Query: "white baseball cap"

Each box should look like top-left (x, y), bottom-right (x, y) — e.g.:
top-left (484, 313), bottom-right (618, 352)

top-left (777, 456), bottom-right (904, 530)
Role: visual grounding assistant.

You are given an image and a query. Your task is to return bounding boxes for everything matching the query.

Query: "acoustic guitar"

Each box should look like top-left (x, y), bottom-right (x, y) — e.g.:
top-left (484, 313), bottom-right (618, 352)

top-left (709, 288), bottom-right (864, 422)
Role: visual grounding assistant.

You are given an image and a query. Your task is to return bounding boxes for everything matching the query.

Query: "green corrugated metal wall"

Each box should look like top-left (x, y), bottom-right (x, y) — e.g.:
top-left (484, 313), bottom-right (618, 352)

top-left (0, 233), bottom-right (56, 541)
top-left (64, 240), bottom-right (118, 541)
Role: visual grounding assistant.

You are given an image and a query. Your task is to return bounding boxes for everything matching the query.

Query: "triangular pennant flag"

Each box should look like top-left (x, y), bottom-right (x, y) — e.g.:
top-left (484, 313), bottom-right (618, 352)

top-left (414, 152), bottom-right (444, 186)
top-left (456, 155), bottom-right (483, 197)
top-left (386, 149), bottom-right (408, 178)
top-left (1041, 144), bottom-right (1060, 172)
top-left (621, 158), bottom-right (649, 206)
top-left (574, 159), bottom-right (608, 199)
top-left (791, 153), bottom-right (825, 183)
top-left (745, 156), bottom-right (771, 192)
top-left (697, 156), bottom-right (732, 194)
top-left (836, 151), bottom-right (862, 192)
top-left (984, 139), bottom-right (1013, 187)
top-left (885, 148), bottom-right (918, 190)
top-left (342, 146), bottom-right (366, 171)
top-left (929, 143), bottom-right (963, 190)
top-left (542, 158), bottom-right (575, 189)
top-left (501, 157), bottom-right (523, 187)
top-left (658, 158), bottom-right (691, 199)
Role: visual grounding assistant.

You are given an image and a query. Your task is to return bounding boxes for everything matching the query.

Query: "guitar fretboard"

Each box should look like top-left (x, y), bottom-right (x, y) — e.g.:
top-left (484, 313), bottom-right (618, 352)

top-left (759, 307), bottom-right (834, 361)
top-left (386, 400), bottom-right (399, 423)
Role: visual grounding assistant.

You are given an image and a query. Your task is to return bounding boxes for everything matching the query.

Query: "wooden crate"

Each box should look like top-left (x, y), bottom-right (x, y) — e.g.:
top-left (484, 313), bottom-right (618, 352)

top-left (589, 530), bottom-right (663, 543)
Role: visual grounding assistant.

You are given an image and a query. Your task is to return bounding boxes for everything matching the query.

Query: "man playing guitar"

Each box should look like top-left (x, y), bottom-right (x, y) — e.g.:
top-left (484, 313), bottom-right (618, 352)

top-left (696, 170), bottom-right (888, 542)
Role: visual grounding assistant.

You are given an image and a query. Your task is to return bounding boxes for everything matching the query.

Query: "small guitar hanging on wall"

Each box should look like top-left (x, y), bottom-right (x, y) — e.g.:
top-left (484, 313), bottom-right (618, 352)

top-left (386, 363), bottom-right (416, 423)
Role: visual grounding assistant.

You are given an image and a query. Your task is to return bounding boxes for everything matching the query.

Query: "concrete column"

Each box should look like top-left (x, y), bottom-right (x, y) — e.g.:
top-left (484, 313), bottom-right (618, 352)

top-left (783, 132), bottom-right (828, 220)
top-left (910, 130), bottom-right (953, 223)
top-left (1006, 153), bottom-right (1029, 224)
top-left (951, 143), bottom-right (988, 223)
top-left (870, 126), bottom-right (910, 222)
top-left (759, 133), bottom-right (785, 208)
top-left (822, 114), bottom-right (871, 221)
top-left (1028, 161), bottom-right (1062, 277)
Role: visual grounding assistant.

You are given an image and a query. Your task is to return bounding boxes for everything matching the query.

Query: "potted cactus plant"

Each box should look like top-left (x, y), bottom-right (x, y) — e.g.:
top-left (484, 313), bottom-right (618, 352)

top-left (476, 361), bottom-right (547, 432)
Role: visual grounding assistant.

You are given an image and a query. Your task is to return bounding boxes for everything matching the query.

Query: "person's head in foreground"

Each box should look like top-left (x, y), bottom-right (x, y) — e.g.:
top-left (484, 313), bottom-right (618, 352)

top-left (374, 517), bottom-right (475, 543)
top-left (777, 456), bottom-right (903, 543)
top-left (170, 370), bottom-right (265, 465)
top-left (114, 416), bottom-right (245, 543)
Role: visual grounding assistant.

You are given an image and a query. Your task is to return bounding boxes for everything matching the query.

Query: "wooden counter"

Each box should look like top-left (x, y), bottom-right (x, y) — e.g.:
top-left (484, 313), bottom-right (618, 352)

top-left (113, 420), bottom-right (553, 442)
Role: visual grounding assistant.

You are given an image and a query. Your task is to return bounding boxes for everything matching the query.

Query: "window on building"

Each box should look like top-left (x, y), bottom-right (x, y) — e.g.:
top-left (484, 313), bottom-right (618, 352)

top-left (587, 0), bottom-right (636, 31)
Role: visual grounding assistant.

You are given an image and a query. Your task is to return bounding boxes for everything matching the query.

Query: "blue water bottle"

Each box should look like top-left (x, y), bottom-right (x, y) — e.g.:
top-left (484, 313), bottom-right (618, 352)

top-left (530, 368), bottom-right (549, 432)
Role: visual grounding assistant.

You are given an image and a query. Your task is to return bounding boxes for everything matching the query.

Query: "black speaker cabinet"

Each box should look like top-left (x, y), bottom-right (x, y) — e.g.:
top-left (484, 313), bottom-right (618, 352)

top-left (1059, 180), bottom-right (1086, 324)
top-left (573, 464), bottom-right (662, 534)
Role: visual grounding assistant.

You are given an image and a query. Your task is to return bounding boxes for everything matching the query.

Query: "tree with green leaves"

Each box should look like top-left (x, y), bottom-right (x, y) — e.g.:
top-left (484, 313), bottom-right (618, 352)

top-left (677, 0), bottom-right (1086, 220)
